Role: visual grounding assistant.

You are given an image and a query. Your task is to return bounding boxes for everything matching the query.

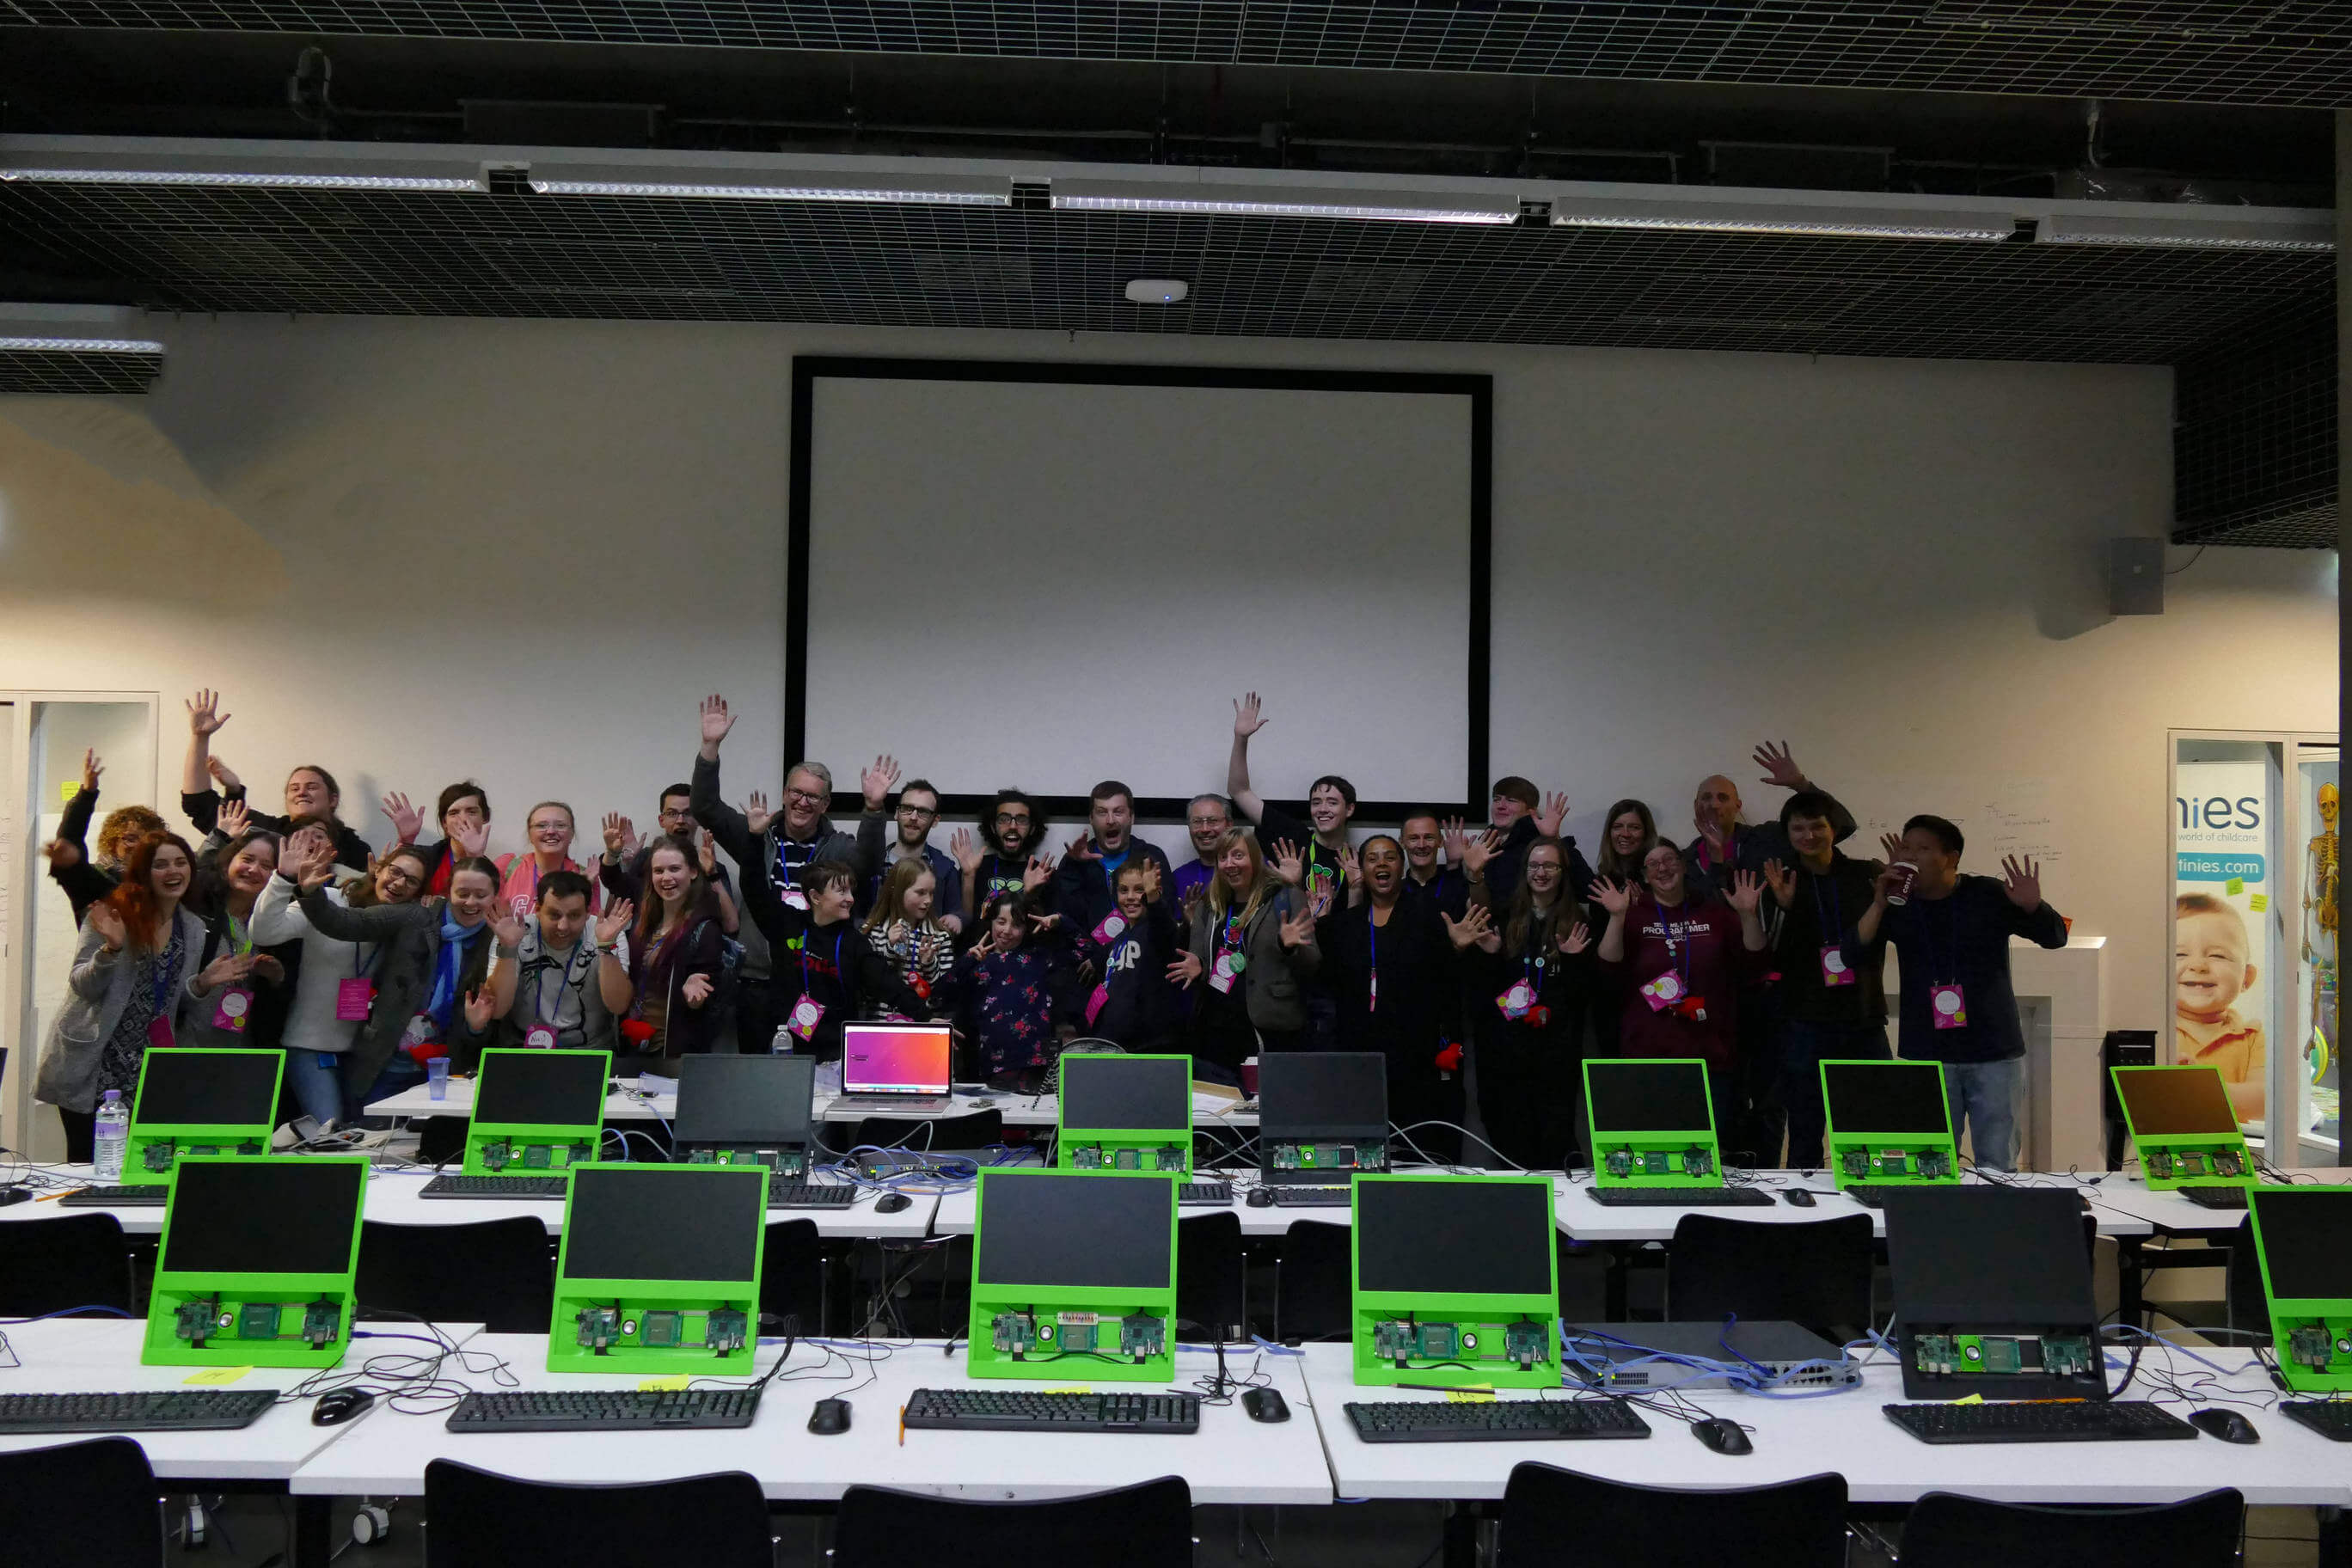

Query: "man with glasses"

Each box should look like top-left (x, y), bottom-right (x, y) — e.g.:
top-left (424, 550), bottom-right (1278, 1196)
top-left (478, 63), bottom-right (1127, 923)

top-left (1173, 793), bottom-right (1233, 910)
top-left (855, 770), bottom-right (963, 932)
top-left (951, 789), bottom-right (1051, 927)
top-left (597, 783), bottom-right (742, 932)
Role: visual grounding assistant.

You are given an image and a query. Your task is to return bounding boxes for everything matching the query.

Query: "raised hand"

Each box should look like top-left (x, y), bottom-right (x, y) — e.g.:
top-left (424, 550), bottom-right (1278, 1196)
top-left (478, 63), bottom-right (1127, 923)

top-left (81, 748), bottom-right (103, 793)
top-left (206, 755), bottom-right (242, 793)
top-left (682, 973), bottom-right (715, 1008)
top-left (1761, 857), bottom-right (1798, 910)
top-left (1026, 912), bottom-right (1064, 934)
top-left (1141, 861), bottom-right (1164, 903)
top-left (285, 827), bottom-right (335, 889)
top-left (861, 755), bottom-right (900, 811)
top-left (86, 899), bottom-right (129, 952)
top-left (1023, 855), bottom-right (1055, 892)
top-left (1277, 903), bottom-right (1315, 949)
top-left (1753, 739), bottom-right (1806, 792)
top-left (916, 933), bottom-right (945, 973)
top-left (462, 985), bottom-right (497, 1033)
top-left (966, 928), bottom-right (1000, 962)
top-left (696, 830), bottom-right (718, 877)
top-left (743, 792), bottom-right (773, 837)
top-left (1461, 827), bottom-right (1504, 879)
top-left (488, 907), bottom-right (529, 949)
top-left (198, 951), bottom-right (255, 991)
top-left (1063, 833), bottom-right (1099, 864)
top-left (1727, 868), bottom-right (1766, 915)
top-left (1440, 817), bottom-right (1471, 867)
top-left (1441, 904), bottom-right (1491, 950)
top-left (949, 827), bottom-right (982, 874)
top-left (217, 798), bottom-right (250, 840)
top-left (601, 812), bottom-right (635, 860)
top-left (249, 953), bottom-right (285, 985)
top-left (42, 837), bottom-right (83, 872)
top-left (1588, 876), bottom-right (1632, 917)
top-left (450, 817), bottom-right (490, 860)
top-left (382, 791), bottom-right (421, 844)
top-left (1266, 838), bottom-right (1306, 887)
top-left (1878, 831), bottom-right (1904, 865)
top-left (1559, 919), bottom-right (1593, 956)
top-left (2000, 854), bottom-right (2043, 911)
top-left (595, 900), bottom-right (635, 947)
top-left (1166, 950), bottom-right (1204, 986)
top-left (698, 693), bottom-right (736, 751)
top-left (186, 688), bottom-right (230, 738)
top-left (1334, 843), bottom-right (1362, 889)
top-left (1534, 790), bottom-right (1570, 839)
top-left (1232, 691), bottom-right (1268, 738)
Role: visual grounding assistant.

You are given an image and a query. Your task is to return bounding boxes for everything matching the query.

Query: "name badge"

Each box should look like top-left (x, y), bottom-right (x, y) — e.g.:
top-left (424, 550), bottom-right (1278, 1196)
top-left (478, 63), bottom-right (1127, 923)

top-left (211, 986), bottom-right (254, 1032)
top-left (783, 885), bottom-right (811, 912)
top-left (1641, 971), bottom-right (1683, 1012)
top-left (787, 995), bottom-right (825, 1040)
top-left (1209, 952), bottom-right (1241, 993)
top-left (1091, 914), bottom-right (1127, 945)
top-left (1497, 980), bottom-right (1536, 1020)
top-left (1819, 945), bottom-right (1856, 988)
top-left (334, 978), bottom-right (376, 1022)
top-left (1930, 983), bottom-right (1969, 1030)
top-left (1085, 983), bottom-right (1112, 1026)
top-left (146, 1016), bottom-right (177, 1050)
top-left (524, 1024), bottom-right (557, 1050)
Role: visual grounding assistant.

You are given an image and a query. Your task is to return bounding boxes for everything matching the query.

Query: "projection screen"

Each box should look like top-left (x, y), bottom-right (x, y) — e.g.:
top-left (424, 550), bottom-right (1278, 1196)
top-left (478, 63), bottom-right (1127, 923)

top-left (789, 358), bottom-right (1491, 818)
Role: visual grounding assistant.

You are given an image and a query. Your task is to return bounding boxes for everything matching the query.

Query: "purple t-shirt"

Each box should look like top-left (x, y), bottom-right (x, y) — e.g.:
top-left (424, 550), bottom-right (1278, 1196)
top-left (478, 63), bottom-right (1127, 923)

top-left (1173, 858), bottom-right (1216, 910)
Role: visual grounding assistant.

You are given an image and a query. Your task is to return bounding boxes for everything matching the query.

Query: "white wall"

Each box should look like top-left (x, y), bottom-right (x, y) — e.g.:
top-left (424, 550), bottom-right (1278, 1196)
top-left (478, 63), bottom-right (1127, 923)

top-left (0, 315), bottom-right (2336, 1036)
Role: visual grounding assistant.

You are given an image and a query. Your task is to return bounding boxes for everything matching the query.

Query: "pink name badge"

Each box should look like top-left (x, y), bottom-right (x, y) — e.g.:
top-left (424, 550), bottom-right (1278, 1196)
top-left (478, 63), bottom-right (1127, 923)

top-left (1208, 952), bottom-right (1240, 994)
top-left (1091, 914), bottom-right (1128, 945)
top-left (1497, 980), bottom-right (1535, 1020)
top-left (1930, 983), bottom-right (1969, 1029)
top-left (1085, 983), bottom-right (1111, 1026)
top-left (146, 1015), bottom-right (177, 1050)
top-left (211, 986), bottom-right (254, 1032)
top-left (787, 995), bottom-right (825, 1040)
top-left (1641, 971), bottom-right (1683, 1013)
top-left (1819, 946), bottom-right (1856, 988)
top-left (334, 978), bottom-right (376, 1023)
top-left (524, 1025), bottom-right (557, 1050)
top-left (783, 885), bottom-right (811, 912)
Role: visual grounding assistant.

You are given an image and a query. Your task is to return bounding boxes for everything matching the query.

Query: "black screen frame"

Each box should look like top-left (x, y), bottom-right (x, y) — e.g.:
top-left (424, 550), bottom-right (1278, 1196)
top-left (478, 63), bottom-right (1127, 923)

top-left (2253, 1190), bottom-right (2352, 1302)
top-left (474, 1050), bottom-right (609, 1130)
top-left (1822, 1062), bottom-right (1951, 1138)
top-left (1259, 1051), bottom-right (1389, 1143)
top-left (161, 1160), bottom-right (364, 1277)
top-left (136, 1050), bottom-right (281, 1128)
top-left (973, 1173), bottom-right (1173, 1292)
top-left (562, 1167), bottom-right (766, 1285)
top-left (1059, 1056), bottom-right (1191, 1133)
top-left (789, 356), bottom-right (1492, 821)
top-left (1355, 1179), bottom-right (1555, 1299)
top-left (673, 1055), bottom-right (817, 1148)
top-left (1585, 1061), bottom-right (1714, 1135)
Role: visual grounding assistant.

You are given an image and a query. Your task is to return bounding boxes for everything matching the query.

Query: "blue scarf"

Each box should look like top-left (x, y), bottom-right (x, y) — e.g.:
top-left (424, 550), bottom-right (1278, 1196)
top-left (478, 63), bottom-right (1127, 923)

top-left (423, 912), bottom-right (484, 1030)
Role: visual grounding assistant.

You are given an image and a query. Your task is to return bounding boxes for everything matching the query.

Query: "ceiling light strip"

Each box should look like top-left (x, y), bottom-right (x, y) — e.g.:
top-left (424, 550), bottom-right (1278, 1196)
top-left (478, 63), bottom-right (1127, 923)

top-left (1554, 212), bottom-right (2011, 242)
top-left (530, 179), bottom-right (1008, 205)
top-left (1056, 193), bottom-right (1515, 224)
top-left (0, 336), bottom-right (165, 353)
top-left (1, 167), bottom-right (481, 193)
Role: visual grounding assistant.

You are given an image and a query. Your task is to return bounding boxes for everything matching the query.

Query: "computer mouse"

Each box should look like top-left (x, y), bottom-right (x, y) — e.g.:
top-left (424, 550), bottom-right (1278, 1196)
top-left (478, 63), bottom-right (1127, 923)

top-left (311, 1388), bottom-right (374, 1426)
top-left (1782, 1187), bottom-right (1816, 1208)
top-left (966, 1097), bottom-right (997, 1108)
top-left (874, 1192), bottom-right (913, 1214)
top-left (1246, 1187), bottom-right (1276, 1208)
top-left (2190, 1408), bottom-right (2260, 1444)
top-left (808, 1398), bottom-right (852, 1435)
top-left (1241, 1387), bottom-right (1290, 1424)
top-left (1691, 1418), bottom-right (1752, 1455)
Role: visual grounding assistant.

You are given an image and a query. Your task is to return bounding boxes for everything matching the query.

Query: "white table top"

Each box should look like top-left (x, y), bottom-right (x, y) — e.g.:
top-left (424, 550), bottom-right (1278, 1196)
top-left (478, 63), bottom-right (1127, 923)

top-left (291, 1333), bottom-right (1330, 1504)
top-left (2084, 1168), bottom-right (2352, 1234)
top-left (0, 1318), bottom-right (480, 1480)
top-left (1296, 1340), bottom-right (2352, 1506)
top-left (367, 1077), bottom-right (677, 1122)
top-left (364, 1080), bottom-right (1260, 1135)
top-left (1553, 1170), bottom-right (2156, 1243)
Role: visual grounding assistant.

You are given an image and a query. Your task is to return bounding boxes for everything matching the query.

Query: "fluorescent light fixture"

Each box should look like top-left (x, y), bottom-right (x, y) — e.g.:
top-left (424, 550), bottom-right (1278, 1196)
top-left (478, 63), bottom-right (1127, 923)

top-left (1055, 169), bottom-right (1526, 226)
top-left (1, 167), bottom-right (478, 193)
top-left (528, 178), bottom-right (1007, 205)
top-left (1061, 193), bottom-right (1512, 224)
top-left (0, 138), bottom-right (489, 192)
top-left (1554, 195), bottom-right (2013, 242)
top-left (0, 336), bottom-right (164, 353)
top-left (2037, 208), bottom-right (2332, 252)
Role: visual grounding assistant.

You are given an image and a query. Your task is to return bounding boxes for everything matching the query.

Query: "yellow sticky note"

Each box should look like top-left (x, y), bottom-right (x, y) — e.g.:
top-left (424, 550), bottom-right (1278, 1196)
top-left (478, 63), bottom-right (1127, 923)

top-left (2226, 877), bottom-right (2245, 896)
top-left (1044, 1386), bottom-right (1092, 1394)
top-left (637, 1375), bottom-right (691, 1392)
top-left (183, 1366), bottom-right (253, 1386)
top-left (1443, 1387), bottom-right (1497, 1403)
top-left (60, 779), bottom-right (80, 804)
top-left (1953, 1393), bottom-right (1983, 1406)
top-left (2249, 894), bottom-right (2269, 913)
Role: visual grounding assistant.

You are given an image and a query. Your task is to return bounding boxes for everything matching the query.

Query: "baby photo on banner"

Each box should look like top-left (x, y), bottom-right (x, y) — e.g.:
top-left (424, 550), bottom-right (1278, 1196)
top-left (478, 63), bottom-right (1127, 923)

top-left (2173, 760), bottom-right (2272, 1127)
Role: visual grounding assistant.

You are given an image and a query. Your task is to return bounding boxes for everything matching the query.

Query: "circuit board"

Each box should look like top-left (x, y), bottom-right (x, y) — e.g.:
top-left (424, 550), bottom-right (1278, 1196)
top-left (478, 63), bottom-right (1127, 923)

top-left (481, 1141), bottom-right (597, 1173)
top-left (1602, 1146), bottom-right (1714, 1179)
top-left (989, 1310), bottom-right (1167, 1363)
top-left (1837, 1148), bottom-right (1955, 1180)
top-left (2143, 1147), bottom-right (2249, 1180)
top-left (172, 1296), bottom-right (342, 1350)
top-left (1911, 1332), bottom-right (2097, 1380)
top-left (571, 1305), bottom-right (748, 1355)
top-left (685, 1148), bottom-right (809, 1178)
top-left (1371, 1319), bottom-right (1551, 1371)
top-left (1069, 1146), bottom-right (1189, 1173)
top-left (1271, 1142), bottom-right (1388, 1174)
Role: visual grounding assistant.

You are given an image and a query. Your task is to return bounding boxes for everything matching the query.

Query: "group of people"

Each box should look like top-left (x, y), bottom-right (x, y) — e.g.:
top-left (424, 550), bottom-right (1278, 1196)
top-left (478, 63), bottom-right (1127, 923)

top-left (37, 688), bottom-right (2066, 1174)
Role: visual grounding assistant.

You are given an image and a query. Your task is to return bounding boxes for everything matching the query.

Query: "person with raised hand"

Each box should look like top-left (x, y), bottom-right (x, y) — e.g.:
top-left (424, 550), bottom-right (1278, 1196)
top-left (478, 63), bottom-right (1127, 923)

top-left (179, 688), bottom-right (371, 869)
top-left (1593, 843), bottom-right (1770, 1147)
top-left (1050, 779), bottom-right (1177, 939)
top-left (1682, 740), bottom-right (1858, 895)
top-left (1173, 828), bottom-right (1320, 1079)
top-left (951, 788), bottom-right (1052, 928)
top-left (597, 788), bottom-right (740, 935)
top-left (854, 770), bottom-right (964, 933)
top-left (941, 891), bottom-right (1076, 1088)
top-left (493, 800), bottom-right (602, 922)
top-left (617, 836), bottom-right (726, 1069)
top-left (1068, 860), bottom-right (1187, 1050)
top-left (687, 692), bottom-right (873, 920)
top-left (35, 831), bottom-right (212, 1161)
top-left (736, 855), bottom-right (928, 1060)
top-left (1318, 834), bottom-right (1466, 1154)
top-left (46, 747), bottom-right (161, 924)
top-left (1843, 816), bottom-right (2067, 1173)
top-left (1761, 788), bottom-right (1892, 1168)
top-left (179, 821), bottom-right (297, 1055)
top-left (496, 870), bottom-right (631, 1057)
top-left (1475, 780), bottom-right (1594, 909)
top-left (382, 781), bottom-right (493, 895)
top-left (1451, 836), bottom-right (1597, 1171)
top-left (1227, 691), bottom-right (1356, 916)
top-left (860, 855), bottom-right (957, 1005)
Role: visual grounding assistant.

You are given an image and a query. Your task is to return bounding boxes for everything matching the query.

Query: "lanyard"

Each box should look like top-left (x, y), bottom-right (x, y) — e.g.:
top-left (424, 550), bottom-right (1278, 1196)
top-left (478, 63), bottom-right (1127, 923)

top-left (799, 928), bottom-right (845, 993)
top-left (150, 922), bottom-right (184, 1014)
top-left (532, 940), bottom-right (598, 1026)
top-left (226, 912), bottom-right (253, 958)
top-left (1808, 873), bottom-right (1841, 945)
top-left (1653, 896), bottom-right (1693, 989)
top-left (775, 834), bottom-right (815, 888)
top-left (1220, 909), bottom-right (1244, 953)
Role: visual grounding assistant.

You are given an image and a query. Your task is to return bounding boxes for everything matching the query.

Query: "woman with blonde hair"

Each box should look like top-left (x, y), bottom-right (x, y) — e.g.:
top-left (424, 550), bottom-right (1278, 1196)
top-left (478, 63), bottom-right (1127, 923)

top-left (1175, 830), bottom-right (1319, 1077)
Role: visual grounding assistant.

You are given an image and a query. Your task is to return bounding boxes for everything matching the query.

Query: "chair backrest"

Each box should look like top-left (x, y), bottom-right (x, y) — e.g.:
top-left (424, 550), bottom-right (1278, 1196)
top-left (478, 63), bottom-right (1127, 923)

top-left (833, 1475), bottom-right (1191, 1568)
top-left (413, 1115), bottom-right (468, 1167)
top-left (1274, 1219), bottom-right (1354, 1342)
top-left (0, 1211), bottom-right (134, 1316)
top-left (424, 1460), bottom-right (772, 1568)
top-left (841, 1109), bottom-right (1004, 1155)
top-left (2226, 1216), bottom-right (2269, 1339)
top-left (1901, 1487), bottom-right (2244, 1568)
top-left (1500, 1462), bottom-right (1848, 1568)
top-left (357, 1216), bottom-right (554, 1333)
top-left (760, 1217), bottom-right (824, 1332)
top-left (0, 1436), bottom-right (162, 1568)
top-left (1667, 1213), bottom-right (1874, 1341)
top-left (1178, 1211), bottom-right (1246, 1341)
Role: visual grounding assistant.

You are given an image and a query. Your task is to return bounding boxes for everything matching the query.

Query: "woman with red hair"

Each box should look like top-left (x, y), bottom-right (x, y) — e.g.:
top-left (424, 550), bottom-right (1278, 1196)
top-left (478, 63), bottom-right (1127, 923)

top-left (36, 832), bottom-right (250, 1161)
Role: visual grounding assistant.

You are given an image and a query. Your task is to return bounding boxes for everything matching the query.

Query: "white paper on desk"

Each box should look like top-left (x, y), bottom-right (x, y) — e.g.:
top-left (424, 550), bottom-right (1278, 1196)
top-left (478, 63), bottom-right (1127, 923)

top-left (634, 1072), bottom-right (677, 1097)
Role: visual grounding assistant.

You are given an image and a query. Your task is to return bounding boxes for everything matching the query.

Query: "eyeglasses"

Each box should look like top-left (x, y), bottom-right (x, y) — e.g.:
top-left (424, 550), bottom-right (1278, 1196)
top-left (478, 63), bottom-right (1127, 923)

top-left (786, 788), bottom-right (827, 806)
top-left (898, 804), bottom-right (939, 819)
top-left (994, 812), bottom-right (1032, 828)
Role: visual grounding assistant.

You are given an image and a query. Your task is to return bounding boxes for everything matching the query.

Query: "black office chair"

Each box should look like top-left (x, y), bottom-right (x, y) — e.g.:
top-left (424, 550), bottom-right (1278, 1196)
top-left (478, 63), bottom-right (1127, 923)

top-left (1178, 1211), bottom-right (1246, 1341)
top-left (413, 1115), bottom-right (468, 1167)
top-left (1899, 1487), bottom-right (2244, 1568)
top-left (1274, 1220), bottom-right (1353, 1342)
top-left (1498, 1463), bottom-right (1848, 1568)
top-left (2225, 1216), bottom-right (2270, 1340)
top-left (761, 1217), bottom-right (825, 1332)
top-left (0, 1437), bottom-right (163, 1568)
top-left (356, 1217), bottom-right (554, 1333)
top-left (1666, 1213), bottom-right (1874, 1341)
top-left (423, 1460), bottom-right (772, 1568)
top-left (833, 1475), bottom-right (1191, 1568)
top-left (0, 1211), bottom-right (135, 1316)
top-left (841, 1109), bottom-right (1003, 1156)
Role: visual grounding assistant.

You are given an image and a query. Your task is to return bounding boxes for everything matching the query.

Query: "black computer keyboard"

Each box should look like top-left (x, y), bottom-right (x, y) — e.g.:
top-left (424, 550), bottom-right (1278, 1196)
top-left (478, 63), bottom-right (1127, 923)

top-left (2175, 1185), bottom-right (2250, 1210)
top-left (1883, 1400), bottom-right (2198, 1444)
top-left (444, 1387), bottom-right (761, 1432)
top-left (421, 1173), bottom-right (572, 1199)
top-left (1586, 1185), bottom-right (1774, 1208)
top-left (0, 1390), bottom-right (277, 1434)
top-left (2281, 1401), bottom-right (2352, 1442)
top-left (1179, 1182), bottom-right (1234, 1205)
top-left (58, 1185), bottom-right (170, 1207)
top-left (768, 1182), bottom-right (861, 1209)
top-left (901, 1387), bottom-right (1200, 1434)
top-left (1344, 1398), bottom-right (1651, 1443)
top-left (1269, 1186), bottom-right (1351, 1207)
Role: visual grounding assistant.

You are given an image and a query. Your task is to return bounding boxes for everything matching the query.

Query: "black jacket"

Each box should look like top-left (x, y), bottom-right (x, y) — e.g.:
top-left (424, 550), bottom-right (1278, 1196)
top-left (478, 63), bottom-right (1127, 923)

top-left (738, 869), bottom-right (928, 1061)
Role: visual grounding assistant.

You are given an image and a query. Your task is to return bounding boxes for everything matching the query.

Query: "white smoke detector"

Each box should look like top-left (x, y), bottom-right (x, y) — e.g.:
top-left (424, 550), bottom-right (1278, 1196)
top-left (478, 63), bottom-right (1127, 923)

top-left (1124, 278), bottom-right (1190, 304)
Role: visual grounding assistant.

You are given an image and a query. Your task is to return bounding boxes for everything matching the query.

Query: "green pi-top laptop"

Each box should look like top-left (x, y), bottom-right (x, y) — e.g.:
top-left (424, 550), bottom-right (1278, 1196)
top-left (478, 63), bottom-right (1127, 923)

top-left (965, 1167), bottom-right (1178, 1382)
top-left (1350, 1173), bottom-right (1560, 1388)
top-left (64, 1048), bottom-right (285, 1205)
top-left (1056, 1053), bottom-right (1194, 1173)
top-left (548, 1162), bottom-right (769, 1375)
top-left (1583, 1058), bottom-right (1769, 1205)
top-left (2110, 1064), bottom-right (2253, 1190)
top-left (456, 1048), bottom-right (610, 1180)
top-left (2246, 1186), bottom-right (2352, 1394)
top-left (144, 1155), bottom-right (367, 1369)
top-left (1821, 1059), bottom-right (1960, 1202)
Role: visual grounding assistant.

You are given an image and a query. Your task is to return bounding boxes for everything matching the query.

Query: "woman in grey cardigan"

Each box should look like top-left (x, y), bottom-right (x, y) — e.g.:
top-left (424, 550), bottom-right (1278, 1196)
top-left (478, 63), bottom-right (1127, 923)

top-left (1176, 828), bottom-right (1320, 1078)
top-left (283, 831), bottom-right (506, 1122)
top-left (36, 832), bottom-right (230, 1161)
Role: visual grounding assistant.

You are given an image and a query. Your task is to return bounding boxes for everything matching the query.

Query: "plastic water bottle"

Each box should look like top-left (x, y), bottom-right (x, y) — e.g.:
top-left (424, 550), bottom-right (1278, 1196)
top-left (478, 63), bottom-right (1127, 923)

top-left (769, 1026), bottom-right (795, 1057)
top-left (92, 1089), bottom-right (130, 1180)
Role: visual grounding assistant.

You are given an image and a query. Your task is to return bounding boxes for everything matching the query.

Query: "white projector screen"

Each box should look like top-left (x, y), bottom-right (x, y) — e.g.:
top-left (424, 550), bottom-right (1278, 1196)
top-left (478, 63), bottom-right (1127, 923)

top-left (790, 358), bottom-right (1490, 818)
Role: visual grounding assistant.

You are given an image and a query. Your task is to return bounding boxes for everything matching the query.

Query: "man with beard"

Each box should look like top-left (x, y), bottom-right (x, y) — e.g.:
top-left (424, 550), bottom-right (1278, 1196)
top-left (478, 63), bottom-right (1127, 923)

top-left (949, 788), bottom-right (1052, 928)
top-left (854, 768), bottom-right (963, 934)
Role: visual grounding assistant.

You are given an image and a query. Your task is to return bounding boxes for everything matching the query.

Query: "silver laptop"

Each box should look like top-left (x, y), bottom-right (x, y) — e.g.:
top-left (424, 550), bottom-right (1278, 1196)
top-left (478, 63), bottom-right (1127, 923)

top-left (828, 1022), bottom-right (956, 1115)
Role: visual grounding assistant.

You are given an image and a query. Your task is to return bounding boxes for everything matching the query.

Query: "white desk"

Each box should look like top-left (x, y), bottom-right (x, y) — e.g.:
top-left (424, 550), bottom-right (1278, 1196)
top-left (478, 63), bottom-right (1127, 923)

top-left (1553, 1170), bottom-right (2157, 1245)
top-left (290, 1333), bottom-right (1331, 1505)
top-left (2086, 1169), bottom-right (2352, 1235)
top-left (367, 1078), bottom-right (675, 1122)
top-left (0, 1166), bottom-right (169, 1234)
top-left (356, 1167), bottom-right (940, 1240)
top-left (1297, 1340), bottom-right (2352, 1507)
top-left (363, 1081), bottom-right (1260, 1136)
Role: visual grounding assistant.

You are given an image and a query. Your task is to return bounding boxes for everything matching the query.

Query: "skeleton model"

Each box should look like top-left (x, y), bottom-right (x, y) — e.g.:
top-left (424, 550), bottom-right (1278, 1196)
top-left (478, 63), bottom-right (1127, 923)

top-left (2306, 781), bottom-right (2338, 1087)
